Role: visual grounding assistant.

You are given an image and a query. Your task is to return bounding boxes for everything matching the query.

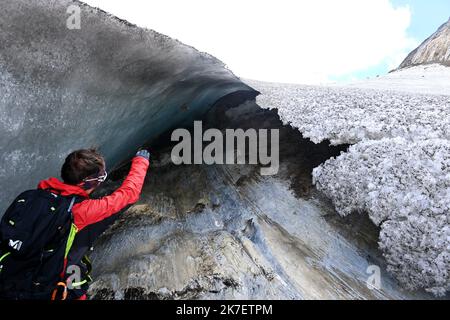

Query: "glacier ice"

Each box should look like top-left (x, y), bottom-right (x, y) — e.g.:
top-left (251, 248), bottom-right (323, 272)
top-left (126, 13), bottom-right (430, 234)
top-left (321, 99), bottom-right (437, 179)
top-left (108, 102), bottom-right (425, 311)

top-left (313, 138), bottom-right (450, 295)
top-left (249, 68), bottom-right (450, 295)
top-left (0, 0), bottom-right (254, 214)
top-left (2, 0), bottom-right (448, 298)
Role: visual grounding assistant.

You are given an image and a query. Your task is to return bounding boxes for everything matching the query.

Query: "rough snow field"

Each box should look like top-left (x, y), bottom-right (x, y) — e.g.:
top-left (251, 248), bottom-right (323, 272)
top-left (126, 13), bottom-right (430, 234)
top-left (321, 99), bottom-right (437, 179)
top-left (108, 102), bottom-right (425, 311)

top-left (248, 82), bottom-right (450, 145)
top-left (246, 65), bottom-right (450, 295)
top-left (346, 64), bottom-right (450, 96)
top-left (313, 138), bottom-right (450, 296)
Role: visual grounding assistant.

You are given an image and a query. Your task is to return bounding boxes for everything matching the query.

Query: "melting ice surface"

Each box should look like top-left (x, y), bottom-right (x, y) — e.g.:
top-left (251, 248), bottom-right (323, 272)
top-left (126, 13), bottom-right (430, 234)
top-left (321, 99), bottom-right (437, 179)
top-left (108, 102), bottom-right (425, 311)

top-left (250, 65), bottom-right (450, 296)
top-left (89, 101), bottom-right (441, 299)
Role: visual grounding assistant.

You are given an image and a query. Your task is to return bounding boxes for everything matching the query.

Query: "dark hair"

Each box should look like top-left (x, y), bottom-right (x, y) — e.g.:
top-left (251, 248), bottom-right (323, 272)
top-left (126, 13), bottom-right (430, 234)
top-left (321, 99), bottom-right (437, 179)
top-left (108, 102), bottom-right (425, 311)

top-left (61, 149), bottom-right (105, 185)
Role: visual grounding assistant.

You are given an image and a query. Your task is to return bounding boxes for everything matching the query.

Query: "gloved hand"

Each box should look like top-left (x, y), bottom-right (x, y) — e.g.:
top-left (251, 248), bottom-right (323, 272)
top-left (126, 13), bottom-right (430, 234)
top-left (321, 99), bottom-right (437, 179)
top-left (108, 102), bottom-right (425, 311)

top-left (135, 149), bottom-right (150, 160)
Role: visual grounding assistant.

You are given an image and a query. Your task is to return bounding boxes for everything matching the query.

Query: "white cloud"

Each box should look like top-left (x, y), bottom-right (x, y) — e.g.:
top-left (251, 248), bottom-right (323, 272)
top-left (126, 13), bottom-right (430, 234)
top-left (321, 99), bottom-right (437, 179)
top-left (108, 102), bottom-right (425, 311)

top-left (82, 0), bottom-right (417, 84)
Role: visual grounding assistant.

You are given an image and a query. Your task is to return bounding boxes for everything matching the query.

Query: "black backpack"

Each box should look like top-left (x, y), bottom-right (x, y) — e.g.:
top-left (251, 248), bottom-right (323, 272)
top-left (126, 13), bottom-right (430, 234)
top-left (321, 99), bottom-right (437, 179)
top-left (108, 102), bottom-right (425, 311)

top-left (0, 189), bottom-right (77, 300)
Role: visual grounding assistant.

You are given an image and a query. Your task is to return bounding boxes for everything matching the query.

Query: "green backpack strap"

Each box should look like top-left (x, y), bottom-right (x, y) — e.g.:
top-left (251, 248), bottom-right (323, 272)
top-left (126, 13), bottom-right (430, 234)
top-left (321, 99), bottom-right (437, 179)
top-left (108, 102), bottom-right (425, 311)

top-left (64, 197), bottom-right (78, 259)
top-left (0, 251), bottom-right (11, 273)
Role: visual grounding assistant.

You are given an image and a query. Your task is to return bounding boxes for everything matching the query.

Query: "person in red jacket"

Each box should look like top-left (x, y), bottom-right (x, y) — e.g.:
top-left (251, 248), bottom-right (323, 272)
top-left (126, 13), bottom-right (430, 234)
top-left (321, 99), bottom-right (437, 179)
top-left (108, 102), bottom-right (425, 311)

top-left (37, 148), bottom-right (150, 300)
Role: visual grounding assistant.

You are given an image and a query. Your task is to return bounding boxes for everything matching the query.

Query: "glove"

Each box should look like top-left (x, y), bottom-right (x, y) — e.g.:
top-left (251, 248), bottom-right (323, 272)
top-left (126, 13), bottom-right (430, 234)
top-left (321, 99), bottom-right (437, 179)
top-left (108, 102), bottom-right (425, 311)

top-left (135, 149), bottom-right (150, 160)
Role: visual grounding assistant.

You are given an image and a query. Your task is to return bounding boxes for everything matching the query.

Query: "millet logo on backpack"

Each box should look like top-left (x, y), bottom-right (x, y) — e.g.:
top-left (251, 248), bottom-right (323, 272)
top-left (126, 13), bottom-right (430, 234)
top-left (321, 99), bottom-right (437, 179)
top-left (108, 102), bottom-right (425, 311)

top-left (8, 239), bottom-right (23, 251)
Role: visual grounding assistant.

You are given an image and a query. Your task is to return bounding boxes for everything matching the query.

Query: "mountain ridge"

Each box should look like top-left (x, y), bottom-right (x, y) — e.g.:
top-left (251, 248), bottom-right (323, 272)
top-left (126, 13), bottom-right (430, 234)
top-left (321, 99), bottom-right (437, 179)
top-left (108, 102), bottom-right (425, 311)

top-left (398, 17), bottom-right (450, 69)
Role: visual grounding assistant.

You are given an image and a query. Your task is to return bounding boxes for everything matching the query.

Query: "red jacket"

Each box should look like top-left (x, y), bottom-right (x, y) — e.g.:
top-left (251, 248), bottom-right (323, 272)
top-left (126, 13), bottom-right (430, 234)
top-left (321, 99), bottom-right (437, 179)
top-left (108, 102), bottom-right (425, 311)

top-left (37, 156), bottom-right (149, 231)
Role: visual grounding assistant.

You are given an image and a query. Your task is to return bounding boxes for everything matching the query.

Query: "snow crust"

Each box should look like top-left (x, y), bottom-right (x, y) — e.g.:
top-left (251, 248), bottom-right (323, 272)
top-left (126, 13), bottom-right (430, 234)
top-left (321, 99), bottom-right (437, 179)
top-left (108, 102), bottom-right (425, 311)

top-left (398, 19), bottom-right (450, 69)
top-left (247, 65), bottom-right (450, 295)
top-left (313, 138), bottom-right (450, 295)
top-left (251, 81), bottom-right (450, 146)
top-left (346, 64), bottom-right (450, 96)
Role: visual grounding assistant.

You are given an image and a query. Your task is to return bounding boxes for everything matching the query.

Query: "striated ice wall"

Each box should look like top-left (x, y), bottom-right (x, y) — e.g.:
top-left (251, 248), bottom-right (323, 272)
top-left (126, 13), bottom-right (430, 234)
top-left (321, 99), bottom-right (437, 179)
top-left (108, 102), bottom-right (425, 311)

top-left (0, 0), bottom-right (255, 214)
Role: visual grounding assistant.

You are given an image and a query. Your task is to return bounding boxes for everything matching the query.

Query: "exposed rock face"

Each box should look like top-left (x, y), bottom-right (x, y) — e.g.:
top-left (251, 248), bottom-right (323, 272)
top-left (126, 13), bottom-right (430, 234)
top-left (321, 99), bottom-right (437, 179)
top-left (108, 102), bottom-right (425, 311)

top-left (0, 0), bottom-right (254, 214)
top-left (399, 18), bottom-right (450, 69)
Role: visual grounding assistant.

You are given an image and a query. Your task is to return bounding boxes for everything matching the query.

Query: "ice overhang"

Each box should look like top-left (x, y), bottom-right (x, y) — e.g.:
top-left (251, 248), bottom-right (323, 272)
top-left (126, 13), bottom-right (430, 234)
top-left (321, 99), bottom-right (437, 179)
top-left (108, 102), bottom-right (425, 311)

top-left (0, 0), bottom-right (257, 213)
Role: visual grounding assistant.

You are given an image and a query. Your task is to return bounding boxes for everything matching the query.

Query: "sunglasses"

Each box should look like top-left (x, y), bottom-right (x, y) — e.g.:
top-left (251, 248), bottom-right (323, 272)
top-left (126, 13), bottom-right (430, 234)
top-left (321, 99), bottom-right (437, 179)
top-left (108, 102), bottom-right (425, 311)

top-left (83, 170), bottom-right (108, 183)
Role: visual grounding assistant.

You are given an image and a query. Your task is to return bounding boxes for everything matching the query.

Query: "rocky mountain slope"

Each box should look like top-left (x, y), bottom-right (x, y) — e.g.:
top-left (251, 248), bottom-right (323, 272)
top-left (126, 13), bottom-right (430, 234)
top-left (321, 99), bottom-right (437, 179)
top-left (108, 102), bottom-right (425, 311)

top-left (399, 18), bottom-right (450, 68)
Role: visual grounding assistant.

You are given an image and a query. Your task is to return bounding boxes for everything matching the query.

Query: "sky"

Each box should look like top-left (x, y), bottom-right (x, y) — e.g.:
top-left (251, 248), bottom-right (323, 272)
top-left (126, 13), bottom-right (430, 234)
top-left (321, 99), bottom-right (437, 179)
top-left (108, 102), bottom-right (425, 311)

top-left (82, 0), bottom-right (449, 84)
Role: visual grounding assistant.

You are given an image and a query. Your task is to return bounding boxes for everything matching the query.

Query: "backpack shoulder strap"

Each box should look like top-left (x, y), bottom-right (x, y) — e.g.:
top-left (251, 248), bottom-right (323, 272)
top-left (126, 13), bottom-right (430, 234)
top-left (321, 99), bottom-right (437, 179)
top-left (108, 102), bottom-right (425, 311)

top-left (68, 197), bottom-right (77, 216)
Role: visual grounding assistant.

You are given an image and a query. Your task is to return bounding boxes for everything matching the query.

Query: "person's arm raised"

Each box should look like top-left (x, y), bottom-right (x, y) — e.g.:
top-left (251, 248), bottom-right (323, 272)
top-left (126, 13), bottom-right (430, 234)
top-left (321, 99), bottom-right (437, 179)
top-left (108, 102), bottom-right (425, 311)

top-left (72, 151), bottom-right (150, 231)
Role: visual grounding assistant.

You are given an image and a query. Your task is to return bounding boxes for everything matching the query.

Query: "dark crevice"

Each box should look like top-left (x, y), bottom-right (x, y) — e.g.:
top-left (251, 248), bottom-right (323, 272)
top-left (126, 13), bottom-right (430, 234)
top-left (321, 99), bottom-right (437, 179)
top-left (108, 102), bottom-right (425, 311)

top-left (104, 90), bottom-right (350, 201)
